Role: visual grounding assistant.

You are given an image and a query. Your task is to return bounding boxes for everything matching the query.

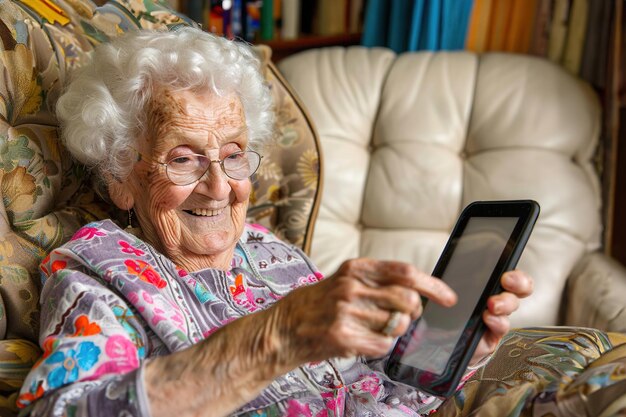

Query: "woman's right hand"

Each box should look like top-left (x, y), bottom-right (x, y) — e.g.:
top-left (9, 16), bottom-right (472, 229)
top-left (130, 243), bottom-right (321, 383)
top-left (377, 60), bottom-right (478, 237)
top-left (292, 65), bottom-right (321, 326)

top-left (268, 258), bottom-right (458, 367)
top-left (146, 259), bottom-right (457, 417)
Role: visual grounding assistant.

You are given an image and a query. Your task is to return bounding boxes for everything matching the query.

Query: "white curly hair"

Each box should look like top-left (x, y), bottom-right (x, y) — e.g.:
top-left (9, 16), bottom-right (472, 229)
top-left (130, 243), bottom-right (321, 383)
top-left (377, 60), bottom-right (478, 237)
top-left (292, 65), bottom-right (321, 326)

top-left (56, 27), bottom-right (274, 181)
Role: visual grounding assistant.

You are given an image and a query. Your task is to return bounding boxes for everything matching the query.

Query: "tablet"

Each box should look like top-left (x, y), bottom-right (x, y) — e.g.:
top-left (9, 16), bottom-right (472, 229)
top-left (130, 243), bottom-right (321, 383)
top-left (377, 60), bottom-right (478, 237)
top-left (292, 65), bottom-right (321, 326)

top-left (385, 200), bottom-right (540, 397)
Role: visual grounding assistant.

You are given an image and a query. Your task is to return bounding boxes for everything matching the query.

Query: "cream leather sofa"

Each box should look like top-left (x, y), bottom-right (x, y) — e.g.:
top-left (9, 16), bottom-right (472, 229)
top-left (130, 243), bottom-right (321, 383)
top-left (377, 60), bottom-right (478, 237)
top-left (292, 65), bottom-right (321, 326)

top-left (278, 47), bottom-right (626, 331)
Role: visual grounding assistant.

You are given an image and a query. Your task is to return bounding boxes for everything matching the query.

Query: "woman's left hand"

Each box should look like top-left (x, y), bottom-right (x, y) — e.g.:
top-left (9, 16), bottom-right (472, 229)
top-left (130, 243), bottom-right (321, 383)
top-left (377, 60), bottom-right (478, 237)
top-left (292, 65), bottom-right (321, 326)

top-left (470, 270), bottom-right (534, 366)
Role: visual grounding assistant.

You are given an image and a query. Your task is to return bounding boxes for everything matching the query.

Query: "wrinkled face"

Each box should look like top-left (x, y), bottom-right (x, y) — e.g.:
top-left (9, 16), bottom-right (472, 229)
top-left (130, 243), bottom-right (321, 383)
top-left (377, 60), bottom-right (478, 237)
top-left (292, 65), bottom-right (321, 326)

top-left (126, 89), bottom-right (251, 270)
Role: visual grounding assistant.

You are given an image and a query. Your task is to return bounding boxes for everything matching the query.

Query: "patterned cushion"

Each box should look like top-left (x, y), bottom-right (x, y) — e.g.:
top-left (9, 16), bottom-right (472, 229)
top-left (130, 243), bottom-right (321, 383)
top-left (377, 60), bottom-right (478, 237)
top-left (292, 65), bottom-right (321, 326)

top-left (436, 328), bottom-right (626, 416)
top-left (0, 1), bottom-right (321, 411)
top-left (0, 339), bottom-right (40, 415)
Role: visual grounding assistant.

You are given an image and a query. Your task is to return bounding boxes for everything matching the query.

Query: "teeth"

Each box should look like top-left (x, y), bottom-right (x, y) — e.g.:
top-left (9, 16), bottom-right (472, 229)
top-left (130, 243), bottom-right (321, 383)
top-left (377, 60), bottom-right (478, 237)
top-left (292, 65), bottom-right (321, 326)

top-left (190, 208), bottom-right (223, 217)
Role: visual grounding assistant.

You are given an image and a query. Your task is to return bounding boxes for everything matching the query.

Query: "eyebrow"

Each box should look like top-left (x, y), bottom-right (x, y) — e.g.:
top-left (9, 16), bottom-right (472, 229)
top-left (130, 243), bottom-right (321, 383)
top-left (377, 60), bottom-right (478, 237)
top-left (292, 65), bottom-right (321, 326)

top-left (219, 127), bottom-right (249, 140)
top-left (169, 125), bottom-right (248, 142)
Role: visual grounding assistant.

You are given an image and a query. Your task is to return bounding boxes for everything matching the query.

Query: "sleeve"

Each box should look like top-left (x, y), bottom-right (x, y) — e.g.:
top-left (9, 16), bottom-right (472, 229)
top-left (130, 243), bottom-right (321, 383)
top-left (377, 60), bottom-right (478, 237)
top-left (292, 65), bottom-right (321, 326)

top-left (16, 249), bottom-right (152, 417)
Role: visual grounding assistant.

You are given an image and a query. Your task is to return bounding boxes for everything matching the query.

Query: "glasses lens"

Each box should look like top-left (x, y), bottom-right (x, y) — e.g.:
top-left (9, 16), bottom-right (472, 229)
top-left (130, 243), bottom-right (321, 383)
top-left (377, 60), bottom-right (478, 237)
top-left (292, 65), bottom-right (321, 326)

top-left (223, 151), bottom-right (261, 180)
top-left (166, 154), bottom-right (210, 186)
top-left (165, 151), bottom-right (261, 185)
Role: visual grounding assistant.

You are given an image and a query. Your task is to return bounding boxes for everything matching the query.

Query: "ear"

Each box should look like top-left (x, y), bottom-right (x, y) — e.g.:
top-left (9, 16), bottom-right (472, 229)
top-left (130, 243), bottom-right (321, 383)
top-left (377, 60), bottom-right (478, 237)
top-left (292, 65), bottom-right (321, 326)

top-left (105, 173), bottom-right (135, 210)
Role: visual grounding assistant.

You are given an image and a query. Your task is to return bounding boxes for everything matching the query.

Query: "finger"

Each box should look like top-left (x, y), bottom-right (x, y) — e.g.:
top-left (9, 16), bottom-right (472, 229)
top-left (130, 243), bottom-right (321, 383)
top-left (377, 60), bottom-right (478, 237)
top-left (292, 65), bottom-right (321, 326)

top-left (472, 333), bottom-right (499, 364)
top-left (349, 331), bottom-right (398, 358)
top-left (321, 310), bottom-right (399, 359)
top-left (335, 303), bottom-right (411, 343)
top-left (482, 310), bottom-right (510, 338)
top-left (487, 291), bottom-right (520, 315)
top-left (379, 310), bottom-right (411, 338)
top-left (339, 259), bottom-right (457, 307)
top-left (338, 259), bottom-right (417, 287)
top-left (501, 270), bottom-right (534, 298)
top-left (356, 284), bottom-right (422, 316)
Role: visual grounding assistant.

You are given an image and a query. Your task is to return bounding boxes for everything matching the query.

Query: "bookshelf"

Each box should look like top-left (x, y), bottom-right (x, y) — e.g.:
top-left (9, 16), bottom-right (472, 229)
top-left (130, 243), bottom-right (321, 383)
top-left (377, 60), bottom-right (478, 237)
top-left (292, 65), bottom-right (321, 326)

top-left (258, 33), bottom-right (362, 62)
top-left (179, 0), bottom-right (364, 62)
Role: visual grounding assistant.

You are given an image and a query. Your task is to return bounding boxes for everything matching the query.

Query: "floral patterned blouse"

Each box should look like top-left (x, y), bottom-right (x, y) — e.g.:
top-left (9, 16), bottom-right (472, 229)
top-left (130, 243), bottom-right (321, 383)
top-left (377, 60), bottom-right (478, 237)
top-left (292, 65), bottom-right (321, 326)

top-left (17, 220), bottom-right (460, 416)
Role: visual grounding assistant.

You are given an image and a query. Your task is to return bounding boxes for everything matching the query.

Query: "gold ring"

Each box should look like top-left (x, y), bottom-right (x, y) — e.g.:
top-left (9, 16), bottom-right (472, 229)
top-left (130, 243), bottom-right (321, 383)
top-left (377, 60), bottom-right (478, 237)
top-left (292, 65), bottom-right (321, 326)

top-left (382, 310), bottom-right (402, 336)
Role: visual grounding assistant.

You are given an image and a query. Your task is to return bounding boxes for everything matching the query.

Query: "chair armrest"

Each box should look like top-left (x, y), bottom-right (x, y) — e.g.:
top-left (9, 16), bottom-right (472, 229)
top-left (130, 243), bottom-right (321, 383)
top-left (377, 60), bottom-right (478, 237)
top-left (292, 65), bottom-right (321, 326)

top-left (436, 327), bottom-right (626, 415)
top-left (563, 251), bottom-right (626, 332)
top-left (0, 339), bottom-right (41, 416)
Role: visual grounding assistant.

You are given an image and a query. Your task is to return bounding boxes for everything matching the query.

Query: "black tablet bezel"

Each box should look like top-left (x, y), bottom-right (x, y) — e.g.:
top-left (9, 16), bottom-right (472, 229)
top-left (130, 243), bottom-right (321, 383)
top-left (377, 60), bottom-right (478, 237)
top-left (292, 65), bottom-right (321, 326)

top-left (385, 200), bottom-right (540, 397)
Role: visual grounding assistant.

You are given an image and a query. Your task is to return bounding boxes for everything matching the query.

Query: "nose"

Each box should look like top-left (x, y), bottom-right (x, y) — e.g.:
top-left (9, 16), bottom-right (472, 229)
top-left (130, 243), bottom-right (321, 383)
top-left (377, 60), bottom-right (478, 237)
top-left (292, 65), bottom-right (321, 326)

top-left (195, 162), bottom-right (231, 199)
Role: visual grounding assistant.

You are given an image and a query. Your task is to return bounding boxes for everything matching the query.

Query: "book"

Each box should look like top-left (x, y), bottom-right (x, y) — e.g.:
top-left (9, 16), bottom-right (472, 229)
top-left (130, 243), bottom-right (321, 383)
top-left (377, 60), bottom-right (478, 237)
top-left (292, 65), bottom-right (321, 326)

top-left (231, 0), bottom-right (245, 39)
top-left (260, 0), bottom-right (274, 40)
top-left (273, 0), bottom-right (282, 36)
top-left (186, 0), bottom-right (205, 26)
top-left (314, 0), bottom-right (347, 35)
top-left (562, 0), bottom-right (589, 74)
top-left (547, 0), bottom-right (571, 62)
top-left (529, 0), bottom-right (553, 56)
top-left (299, 0), bottom-right (316, 34)
top-left (466, 0), bottom-right (493, 52)
top-left (223, 0), bottom-right (232, 38)
top-left (207, 0), bottom-right (225, 35)
top-left (580, 0), bottom-right (612, 89)
top-left (246, 0), bottom-right (262, 41)
top-left (348, 0), bottom-right (363, 33)
top-left (281, 0), bottom-right (300, 39)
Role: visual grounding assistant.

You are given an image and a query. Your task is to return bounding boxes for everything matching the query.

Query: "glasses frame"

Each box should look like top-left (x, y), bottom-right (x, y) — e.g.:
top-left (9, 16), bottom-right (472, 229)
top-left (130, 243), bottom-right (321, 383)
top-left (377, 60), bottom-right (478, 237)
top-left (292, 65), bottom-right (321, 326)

top-left (156, 150), bottom-right (263, 186)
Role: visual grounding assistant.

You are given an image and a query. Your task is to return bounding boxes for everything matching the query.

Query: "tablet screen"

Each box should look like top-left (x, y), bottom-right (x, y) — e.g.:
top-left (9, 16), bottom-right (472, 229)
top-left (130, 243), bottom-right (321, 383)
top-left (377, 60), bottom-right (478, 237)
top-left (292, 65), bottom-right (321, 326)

top-left (398, 216), bottom-right (518, 374)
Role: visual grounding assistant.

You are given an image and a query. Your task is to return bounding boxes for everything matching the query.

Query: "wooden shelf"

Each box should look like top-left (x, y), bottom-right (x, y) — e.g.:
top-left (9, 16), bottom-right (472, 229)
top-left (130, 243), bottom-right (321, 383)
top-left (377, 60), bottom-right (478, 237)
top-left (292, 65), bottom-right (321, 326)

top-left (257, 33), bottom-right (362, 62)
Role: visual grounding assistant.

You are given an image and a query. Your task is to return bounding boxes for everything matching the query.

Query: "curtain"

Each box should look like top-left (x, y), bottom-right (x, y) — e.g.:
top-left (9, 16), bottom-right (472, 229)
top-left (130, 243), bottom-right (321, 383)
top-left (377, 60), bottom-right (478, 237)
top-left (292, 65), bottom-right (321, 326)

top-left (362, 0), bottom-right (474, 53)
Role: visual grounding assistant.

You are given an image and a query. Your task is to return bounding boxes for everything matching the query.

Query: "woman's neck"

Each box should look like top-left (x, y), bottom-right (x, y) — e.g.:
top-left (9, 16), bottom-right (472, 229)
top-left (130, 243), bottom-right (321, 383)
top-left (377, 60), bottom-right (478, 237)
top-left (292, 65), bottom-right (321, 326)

top-left (138, 227), bottom-right (236, 273)
top-left (171, 248), bottom-right (235, 272)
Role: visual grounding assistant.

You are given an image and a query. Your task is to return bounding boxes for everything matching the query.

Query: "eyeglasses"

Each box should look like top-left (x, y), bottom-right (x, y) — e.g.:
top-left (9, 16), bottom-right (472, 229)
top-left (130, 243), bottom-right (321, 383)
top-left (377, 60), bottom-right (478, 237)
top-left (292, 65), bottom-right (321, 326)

top-left (157, 150), bottom-right (262, 186)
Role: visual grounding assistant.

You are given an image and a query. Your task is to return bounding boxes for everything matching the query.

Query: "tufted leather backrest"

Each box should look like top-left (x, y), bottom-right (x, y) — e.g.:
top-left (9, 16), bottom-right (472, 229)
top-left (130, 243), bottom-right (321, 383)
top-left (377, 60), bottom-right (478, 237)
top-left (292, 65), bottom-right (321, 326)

top-left (279, 47), bottom-right (602, 328)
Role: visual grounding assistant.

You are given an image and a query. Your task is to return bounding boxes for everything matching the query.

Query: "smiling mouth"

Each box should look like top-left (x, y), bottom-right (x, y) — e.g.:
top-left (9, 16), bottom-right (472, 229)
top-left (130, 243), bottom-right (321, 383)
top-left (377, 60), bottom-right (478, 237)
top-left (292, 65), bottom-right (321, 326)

top-left (184, 208), bottom-right (224, 217)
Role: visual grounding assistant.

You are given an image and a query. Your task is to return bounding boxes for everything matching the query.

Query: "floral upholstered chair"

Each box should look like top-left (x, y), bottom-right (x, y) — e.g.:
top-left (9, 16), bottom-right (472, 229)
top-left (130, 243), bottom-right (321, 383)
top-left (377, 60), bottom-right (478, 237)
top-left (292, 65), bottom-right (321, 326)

top-left (0, 1), bottom-right (320, 414)
top-left (0, 1), bottom-right (625, 417)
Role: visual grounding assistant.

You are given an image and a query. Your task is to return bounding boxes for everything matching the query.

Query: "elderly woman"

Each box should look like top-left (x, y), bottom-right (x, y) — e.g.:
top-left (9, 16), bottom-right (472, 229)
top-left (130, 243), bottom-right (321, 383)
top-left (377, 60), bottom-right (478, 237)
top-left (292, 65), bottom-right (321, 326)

top-left (17, 28), bottom-right (532, 417)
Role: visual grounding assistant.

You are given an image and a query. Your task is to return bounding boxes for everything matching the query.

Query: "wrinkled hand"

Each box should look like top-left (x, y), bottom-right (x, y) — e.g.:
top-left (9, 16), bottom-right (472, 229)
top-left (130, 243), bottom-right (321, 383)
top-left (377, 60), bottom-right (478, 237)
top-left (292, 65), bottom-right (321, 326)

top-left (270, 259), bottom-right (532, 369)
top-left (270, 259), bottom-right (457, 366)
top-left (470, 270), bottom-right (534, 365)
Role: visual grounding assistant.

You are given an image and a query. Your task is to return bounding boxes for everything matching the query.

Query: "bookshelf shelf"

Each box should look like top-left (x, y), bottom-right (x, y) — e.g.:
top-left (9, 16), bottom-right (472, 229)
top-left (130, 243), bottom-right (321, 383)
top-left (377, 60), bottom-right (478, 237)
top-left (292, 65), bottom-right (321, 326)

top-left (258, 33), bottom-right (362, 62)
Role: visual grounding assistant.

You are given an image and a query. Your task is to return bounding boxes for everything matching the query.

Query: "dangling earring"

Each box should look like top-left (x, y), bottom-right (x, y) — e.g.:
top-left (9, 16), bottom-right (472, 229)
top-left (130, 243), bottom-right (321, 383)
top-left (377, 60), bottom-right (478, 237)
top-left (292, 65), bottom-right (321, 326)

top-left (126, 209), bottom-right (134, 230)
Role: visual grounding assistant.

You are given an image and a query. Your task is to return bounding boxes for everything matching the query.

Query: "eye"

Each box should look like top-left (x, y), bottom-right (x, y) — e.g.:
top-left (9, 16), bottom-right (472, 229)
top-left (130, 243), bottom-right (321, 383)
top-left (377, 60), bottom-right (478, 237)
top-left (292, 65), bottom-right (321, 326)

top-left (169, 155), bottom-right (196, 165)
top-left (225, 152), bottom-right (244, 161)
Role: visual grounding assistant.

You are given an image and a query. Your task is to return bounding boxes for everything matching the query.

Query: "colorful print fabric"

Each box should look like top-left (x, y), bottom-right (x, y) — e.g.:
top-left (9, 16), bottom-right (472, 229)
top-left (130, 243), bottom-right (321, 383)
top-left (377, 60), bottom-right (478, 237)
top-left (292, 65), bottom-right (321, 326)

top-left (17, 220), bottom-right (444, 416)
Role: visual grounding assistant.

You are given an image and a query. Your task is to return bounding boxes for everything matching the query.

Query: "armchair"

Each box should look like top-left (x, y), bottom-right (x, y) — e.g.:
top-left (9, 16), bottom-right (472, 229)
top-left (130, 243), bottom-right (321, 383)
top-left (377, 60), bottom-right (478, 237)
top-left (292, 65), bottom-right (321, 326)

top-left (0, 1), bottom-right (319, 414)
top-left (0, 1), bottom-right (625, 416)
top-left (277, 47), bottom-right (626, 415)
top-left (278, 47), bottom-right (626, 332)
